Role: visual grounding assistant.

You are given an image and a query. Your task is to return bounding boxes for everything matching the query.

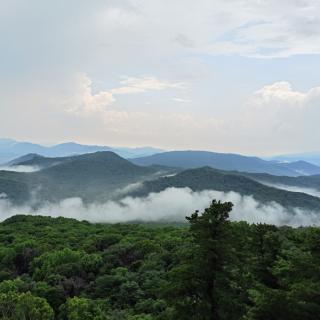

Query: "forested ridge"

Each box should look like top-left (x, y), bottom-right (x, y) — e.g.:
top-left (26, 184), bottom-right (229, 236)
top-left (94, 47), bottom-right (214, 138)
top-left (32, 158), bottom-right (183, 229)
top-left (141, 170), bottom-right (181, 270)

top-left (0, 203), bottom-right (319, 319)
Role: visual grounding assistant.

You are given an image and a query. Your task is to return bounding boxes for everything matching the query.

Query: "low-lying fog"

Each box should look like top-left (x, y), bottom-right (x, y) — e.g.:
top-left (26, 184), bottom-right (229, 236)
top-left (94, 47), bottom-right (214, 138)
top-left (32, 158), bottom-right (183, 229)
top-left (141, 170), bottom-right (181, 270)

top-left (0, 187), bottom-right (319, 227)
top-left (0, 165), bottom-right (40, 173)
top-left (259, 182), bottom-right (320, 198)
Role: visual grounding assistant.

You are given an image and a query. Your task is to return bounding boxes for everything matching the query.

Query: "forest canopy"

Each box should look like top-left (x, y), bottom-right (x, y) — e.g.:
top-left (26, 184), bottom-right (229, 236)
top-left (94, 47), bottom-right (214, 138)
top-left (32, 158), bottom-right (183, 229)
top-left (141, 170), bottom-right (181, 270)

top-left (0, 201), bottom-right (319, 319)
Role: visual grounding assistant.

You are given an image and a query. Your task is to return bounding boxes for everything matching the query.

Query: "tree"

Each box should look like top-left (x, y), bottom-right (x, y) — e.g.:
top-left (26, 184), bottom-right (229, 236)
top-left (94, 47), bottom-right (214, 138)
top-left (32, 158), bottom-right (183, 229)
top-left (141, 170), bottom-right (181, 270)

top-left (60, 297), bottom-right (109, 320)
top-left (0, 291), bottom-right (54, 320)
top-left (166, 200), bottom-right (234, 320)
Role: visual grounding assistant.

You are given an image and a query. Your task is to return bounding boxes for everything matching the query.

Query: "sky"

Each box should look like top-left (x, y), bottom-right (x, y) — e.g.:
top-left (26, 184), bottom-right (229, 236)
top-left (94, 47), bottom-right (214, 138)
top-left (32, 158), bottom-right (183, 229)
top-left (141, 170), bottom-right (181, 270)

top-left (1, 0), bottom-right (320, 156)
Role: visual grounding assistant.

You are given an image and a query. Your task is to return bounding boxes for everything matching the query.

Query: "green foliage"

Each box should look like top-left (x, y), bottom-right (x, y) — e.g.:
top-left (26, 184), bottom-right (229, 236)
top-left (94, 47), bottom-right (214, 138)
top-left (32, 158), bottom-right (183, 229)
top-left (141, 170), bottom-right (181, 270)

top-left (0, 211), bottom-right (319, 319)
top-left (0, 291), bottom-right (54, 320)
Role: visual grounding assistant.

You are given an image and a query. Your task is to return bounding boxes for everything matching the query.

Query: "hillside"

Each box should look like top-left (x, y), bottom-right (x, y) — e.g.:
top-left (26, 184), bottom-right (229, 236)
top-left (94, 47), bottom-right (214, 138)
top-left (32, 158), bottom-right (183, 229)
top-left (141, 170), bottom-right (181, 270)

top-left (243, 172), bottom-right (320, 191)
top-left (131, 151), bottom-right (320, 176)
top-left (2, 152), bottom-right (320, 212)
top-left (0, 152), bottom-right (173, 204)
top-left (128, 167), bottom-right (320, 211)
top-left (7, 153), bottom-right (75, 169)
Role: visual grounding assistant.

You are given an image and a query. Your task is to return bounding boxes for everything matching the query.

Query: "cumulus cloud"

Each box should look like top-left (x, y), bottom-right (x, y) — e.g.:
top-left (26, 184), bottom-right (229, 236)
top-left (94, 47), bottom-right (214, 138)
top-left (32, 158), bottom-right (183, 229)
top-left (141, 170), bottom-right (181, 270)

top-left (67, 73), bottom-right (186, 114)
top-left (0, 187), bottom-right (319, 226)
top-left (229, 81), bottom-right (320, 154)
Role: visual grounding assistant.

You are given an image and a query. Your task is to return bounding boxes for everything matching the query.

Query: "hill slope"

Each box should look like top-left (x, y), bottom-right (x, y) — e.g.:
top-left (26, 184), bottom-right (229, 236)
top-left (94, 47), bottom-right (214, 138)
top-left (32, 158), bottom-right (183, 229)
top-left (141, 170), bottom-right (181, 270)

top-left (128, 167), bottom-right (320, 211)
top-left (1, 153), bottom-right (320, 212)
top-left (0, 152), bottom-right (172, 204)
top-left (131, 151), bottom-right (320, 176)
top-left (243, 172), bottom-right (320, 191)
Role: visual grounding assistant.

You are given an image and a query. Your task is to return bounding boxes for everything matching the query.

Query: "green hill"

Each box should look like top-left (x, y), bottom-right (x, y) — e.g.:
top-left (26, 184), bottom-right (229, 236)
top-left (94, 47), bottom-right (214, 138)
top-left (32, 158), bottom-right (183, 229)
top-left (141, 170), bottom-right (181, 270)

top-left (128, 167), bottom-right (320, 211)
top-left (1, 153), bottom-right (320, 212)
top-left (0, 152), bottom-right (173, 205)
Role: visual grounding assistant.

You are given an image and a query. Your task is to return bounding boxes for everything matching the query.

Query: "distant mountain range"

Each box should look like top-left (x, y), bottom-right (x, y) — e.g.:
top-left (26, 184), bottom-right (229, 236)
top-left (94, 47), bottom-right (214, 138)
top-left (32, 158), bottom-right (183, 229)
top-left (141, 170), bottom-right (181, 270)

top-left (271, 152), bottom-right (320, 166)
top-left (1, 151), bottom-right (320, 212)
top-left (0, 138), bottom-right (163, 164)
top-left (131, 151), bottom-right (320, 176)
top-left (3, 139), bottom-right (320, 177)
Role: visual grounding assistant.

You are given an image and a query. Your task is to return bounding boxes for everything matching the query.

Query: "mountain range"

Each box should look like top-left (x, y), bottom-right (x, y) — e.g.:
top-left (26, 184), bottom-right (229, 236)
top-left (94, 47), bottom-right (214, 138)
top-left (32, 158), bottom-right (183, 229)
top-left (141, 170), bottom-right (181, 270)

top-left (3, 139), bottom-right (320, 177)
top-left (1, 151), bottom-right (320, 213)
top-left (270, 152), bottom-right (320, 166)
top-left (131, 151), bottom-right (320, 176)
top-left (0, 138), bottom-right (162, 164)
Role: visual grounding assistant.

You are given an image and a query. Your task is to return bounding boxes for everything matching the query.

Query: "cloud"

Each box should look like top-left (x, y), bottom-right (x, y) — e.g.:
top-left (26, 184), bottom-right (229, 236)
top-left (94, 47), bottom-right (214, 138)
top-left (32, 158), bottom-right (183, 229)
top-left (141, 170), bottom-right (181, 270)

top-left (1, 1), bottom-right (320, 154)
top-left (113, 76), bottom-right (186, 93)
top-left (226, 81), bottom-right (320, 154)
top-left (0, 165), bottom-right (40, 173)
top-left (172, 98), bottom-right (191, 103)
top-left (259, 182), bottom-right (320, 199)
top-left (66, 74), bottom-right (115, 114)
top-left (0, 187), bottom-right (320, 226)
top-left (67, 74), bottom-right (186, 114)
top-left (112, 182), bottom-right (143, 197)
top-left (253, 82), bottom-right (306, 105)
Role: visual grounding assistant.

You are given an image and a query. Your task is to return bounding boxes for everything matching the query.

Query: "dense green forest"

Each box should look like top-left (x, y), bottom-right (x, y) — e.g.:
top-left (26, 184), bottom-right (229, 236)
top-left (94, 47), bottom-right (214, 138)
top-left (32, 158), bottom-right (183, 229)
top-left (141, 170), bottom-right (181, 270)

top-left (0, 202), bottom-right (319, 319)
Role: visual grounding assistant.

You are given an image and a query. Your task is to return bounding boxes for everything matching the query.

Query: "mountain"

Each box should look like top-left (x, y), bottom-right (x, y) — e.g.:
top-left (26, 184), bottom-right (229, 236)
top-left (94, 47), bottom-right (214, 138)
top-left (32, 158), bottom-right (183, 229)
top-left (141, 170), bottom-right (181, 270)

top-left (242, 172), bottom-right (320, 191)
top-left (0, 151), bottom-right (174, 205)
top-left (7, 153), bottom-right (78, 169)
top-left (131, 151), bottom-right (320, 176)
top-left (127, 167), bottom-right (320, 211)
top-left (2, 151), bottom-right (320, 212)
top-left (271, 152), bottom-right (320, 166)
top-left (277, 160), bottom-right (320, 176)
top-left (0, 138), bottom-right (163, 164)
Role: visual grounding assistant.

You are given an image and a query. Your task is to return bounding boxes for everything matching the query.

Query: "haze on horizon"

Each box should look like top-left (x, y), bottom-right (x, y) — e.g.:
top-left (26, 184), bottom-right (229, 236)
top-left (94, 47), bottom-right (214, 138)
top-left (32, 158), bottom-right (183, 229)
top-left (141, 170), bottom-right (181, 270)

top-left (1, 0), bottom-right (320, 156)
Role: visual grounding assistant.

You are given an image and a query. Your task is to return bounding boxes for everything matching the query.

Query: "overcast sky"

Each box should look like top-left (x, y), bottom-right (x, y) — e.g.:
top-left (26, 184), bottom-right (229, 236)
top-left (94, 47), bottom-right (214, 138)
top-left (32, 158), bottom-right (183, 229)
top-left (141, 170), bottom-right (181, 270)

top-left (1, 0), bottom-right (320, 155)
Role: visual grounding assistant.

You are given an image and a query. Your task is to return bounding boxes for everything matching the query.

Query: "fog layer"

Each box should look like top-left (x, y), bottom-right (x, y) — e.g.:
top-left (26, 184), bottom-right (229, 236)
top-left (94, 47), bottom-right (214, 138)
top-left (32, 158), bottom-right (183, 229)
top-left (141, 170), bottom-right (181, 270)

top-left (0, 187), bottom-right (319, 226)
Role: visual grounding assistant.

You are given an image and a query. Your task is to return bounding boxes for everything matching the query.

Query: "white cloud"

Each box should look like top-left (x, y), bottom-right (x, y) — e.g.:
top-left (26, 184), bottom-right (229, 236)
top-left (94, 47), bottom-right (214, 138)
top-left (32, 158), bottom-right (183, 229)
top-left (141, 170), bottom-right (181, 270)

top-left (0, 165), bottom-right (40, 173)
top-left (1, 1), bottom-right (320, 153)
top-left (66, 74), bottom-right (115, 114)
top-left (230, 81), bottom-right (320, 154)
top-left (1, 187), bottom-right (320, 226)
top-left (172, 98), bottom-right (191, 103)
top-left (67, 73), bottom-right (186, 114)
top-left (114, 76), bottom-right (186, 92)
top-left (253, 82), bottom-right (306, 105)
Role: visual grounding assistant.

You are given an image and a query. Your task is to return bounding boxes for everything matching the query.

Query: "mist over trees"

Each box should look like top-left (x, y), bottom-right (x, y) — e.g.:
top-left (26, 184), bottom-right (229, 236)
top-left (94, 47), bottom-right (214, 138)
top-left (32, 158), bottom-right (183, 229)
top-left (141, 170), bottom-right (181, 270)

top-left (0, 201), bottom-right (319, 319)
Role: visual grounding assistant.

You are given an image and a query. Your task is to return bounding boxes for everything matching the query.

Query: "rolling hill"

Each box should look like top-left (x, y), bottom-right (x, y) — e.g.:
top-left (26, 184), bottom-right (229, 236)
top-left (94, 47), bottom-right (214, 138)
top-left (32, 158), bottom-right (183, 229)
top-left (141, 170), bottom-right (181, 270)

top-left (242, 172), bottom-right (320, 191)
top-left (131, 151), bottom-right (320, 176)
top-left (126, 167), bottom-right (320, 211)
top-left (1, 152), bottom-right (320, 213)
top-left (0, 152), bottom-right (173, 205)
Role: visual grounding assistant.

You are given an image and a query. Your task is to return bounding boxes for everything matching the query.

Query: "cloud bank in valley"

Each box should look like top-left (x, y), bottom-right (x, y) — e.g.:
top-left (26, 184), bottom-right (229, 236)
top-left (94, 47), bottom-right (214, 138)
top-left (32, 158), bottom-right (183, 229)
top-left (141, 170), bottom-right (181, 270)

top-left (0, 165), bottom-right (40, 173)
top-left (260, 182), bottom-right (320, 199)
top-left (0, 187), bottom-right (319, 227)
